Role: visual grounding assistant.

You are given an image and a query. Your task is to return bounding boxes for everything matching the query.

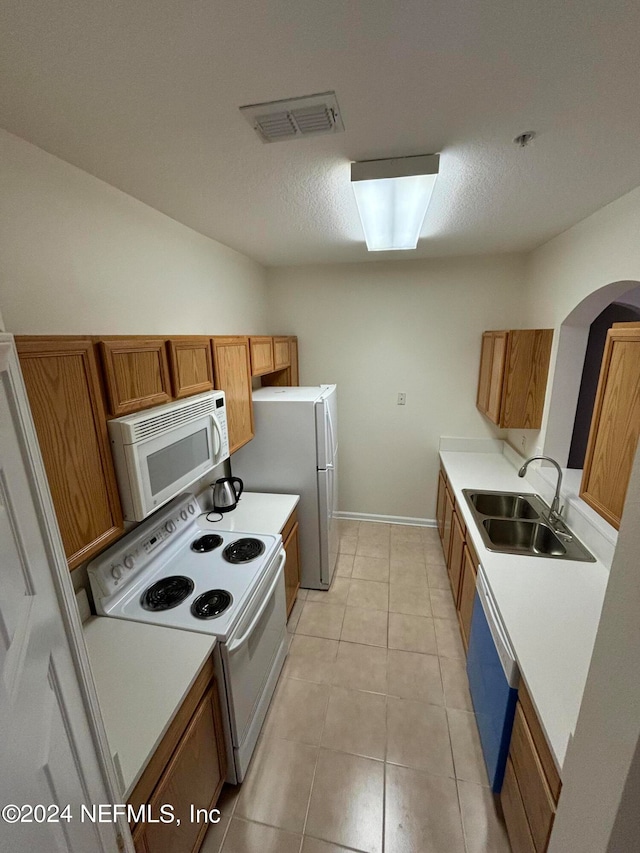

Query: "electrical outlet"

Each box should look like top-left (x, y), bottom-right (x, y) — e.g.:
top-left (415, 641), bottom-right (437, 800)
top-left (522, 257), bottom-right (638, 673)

top-left (397, 393), bottom-right (406, 406)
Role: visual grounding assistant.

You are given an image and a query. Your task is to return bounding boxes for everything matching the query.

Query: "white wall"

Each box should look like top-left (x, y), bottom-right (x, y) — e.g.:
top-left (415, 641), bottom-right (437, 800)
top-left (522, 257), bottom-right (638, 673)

top-left (267, 255), bottom-right (527, 520)
top-left (508, 186), bottom-right (640, 459)
top-left (0, 130), bottom-right (268, 334)
top-left (506, 184), bottom-right (640, 852)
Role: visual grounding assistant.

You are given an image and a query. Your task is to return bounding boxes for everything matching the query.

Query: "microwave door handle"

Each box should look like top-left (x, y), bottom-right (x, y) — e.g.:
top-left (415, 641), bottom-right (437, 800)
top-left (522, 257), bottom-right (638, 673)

top-left (227, 550), bottom-right (286, 653)
top-left (210, 413), bottom-right (223, 464)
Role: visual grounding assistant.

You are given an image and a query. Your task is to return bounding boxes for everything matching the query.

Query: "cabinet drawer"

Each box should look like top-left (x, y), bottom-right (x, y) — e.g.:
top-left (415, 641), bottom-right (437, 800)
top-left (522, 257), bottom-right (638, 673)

top-left (501, 756), bottom-right (536, 853)
top-left (510, 704), bottom-right (556, 851)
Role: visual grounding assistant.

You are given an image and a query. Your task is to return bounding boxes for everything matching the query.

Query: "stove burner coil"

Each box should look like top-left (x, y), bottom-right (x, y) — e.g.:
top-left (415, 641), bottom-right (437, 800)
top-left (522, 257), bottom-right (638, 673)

top-left (191, 534), bottom-right (224, 553)
top-left (223, 538), bottom-right (265, 563)
top-left (191, 589), bottom-right (233, 620)
top-left (141, 576), bottom-right (194, 611)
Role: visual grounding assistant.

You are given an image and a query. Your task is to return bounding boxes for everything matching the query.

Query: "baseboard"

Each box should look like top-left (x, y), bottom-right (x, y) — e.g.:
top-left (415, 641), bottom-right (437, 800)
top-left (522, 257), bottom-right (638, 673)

top-left (335, 511), bottom-right (436, 528)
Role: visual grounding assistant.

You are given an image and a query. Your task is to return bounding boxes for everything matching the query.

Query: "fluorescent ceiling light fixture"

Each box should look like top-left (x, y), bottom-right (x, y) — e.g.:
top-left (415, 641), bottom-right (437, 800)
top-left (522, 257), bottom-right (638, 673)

top-left (350, 154), bottom-right (439, 251)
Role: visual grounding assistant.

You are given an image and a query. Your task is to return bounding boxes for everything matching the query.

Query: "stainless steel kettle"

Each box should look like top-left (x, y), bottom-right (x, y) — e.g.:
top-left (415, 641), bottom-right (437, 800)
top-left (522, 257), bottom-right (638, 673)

top-left (212, 476), bottom-right (244, 513)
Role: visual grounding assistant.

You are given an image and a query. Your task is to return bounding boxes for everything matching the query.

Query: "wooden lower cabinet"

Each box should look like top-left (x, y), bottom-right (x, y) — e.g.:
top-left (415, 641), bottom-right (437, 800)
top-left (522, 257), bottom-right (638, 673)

top-left (211, 336), bottom-right (254, 454)
top-left (442, 487), bottom-right (455, 567)
top-left (436, 468), bottom-right (447, 540)
top-left (282, 508), bottom-right (301, 617)
top-left (457, 542), bottom-right (478, 650)
top-left (16, 337), bottom-right (124, 569)
top-left (448, 510), bottom-right (465, 604)
top-left (130, 663), bottom-right (226, 853)
top-left (501, 684), bottom-right (562, 853)
top-left (501, 757), bottom-right (536, 853)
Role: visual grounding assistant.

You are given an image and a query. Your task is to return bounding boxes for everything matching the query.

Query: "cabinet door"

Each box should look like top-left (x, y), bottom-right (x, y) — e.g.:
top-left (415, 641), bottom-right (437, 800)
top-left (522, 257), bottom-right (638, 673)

top-left (273, 336), bottom-right (291, 371)
top-left (168, 337), bottom-right (214, 399)
top-left (436, 469), bottom-right (447, 541)
top-left (501, 757), bottom-right (537, 853)
top-left (282, 514), bottom-right (301, 617)
top-left (100, 338), bottom-right (172, 416)
top-left (580, 324), bottom-right (640, 529)
top-left (486, 332), bottom-right (508, 424)
top-left (509, 704), bottom-right (556, 852)
top-left (249, 336), bottom-right (275, 376)
top-left (289, 337), bottom-right (299, 386)
top-left (212, 337), bottom-right (254, 454)
top-left (501, 329), bottom-right (553, 429)
top-left (442, 487), bottom-right (455, 567)
top-left (16, 338), bottom-right (124, 569)
top-left (477, 332), bottom-right (495, 416)
top-left (144, 684), bottom-right (226, 853)
top-left (448, 511), bottom-right (465, 605)
top-left (457, 544), bottom-right (477, 650)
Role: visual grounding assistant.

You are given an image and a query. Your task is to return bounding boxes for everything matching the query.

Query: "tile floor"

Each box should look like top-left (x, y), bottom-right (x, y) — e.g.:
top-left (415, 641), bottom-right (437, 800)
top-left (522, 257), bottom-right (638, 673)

top-left (201, 520), bottom-right (512, 853)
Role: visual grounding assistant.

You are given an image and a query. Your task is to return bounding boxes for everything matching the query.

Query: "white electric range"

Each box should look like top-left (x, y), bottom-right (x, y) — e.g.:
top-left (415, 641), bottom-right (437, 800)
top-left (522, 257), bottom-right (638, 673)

top-left (87, 492), bottom-right (288, 783)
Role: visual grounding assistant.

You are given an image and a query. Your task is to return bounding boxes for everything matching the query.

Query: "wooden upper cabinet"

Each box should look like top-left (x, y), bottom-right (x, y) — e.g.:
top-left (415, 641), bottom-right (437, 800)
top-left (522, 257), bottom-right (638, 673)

top-left (168, 337), bottom-right (214, 399)
top-left (100, 338), bottom-right (172, 417)
top-left (580, 323), bottom-right (640, 529)
top-left (477, 329), bottom-right (553, 429)
top-left (16, 338), bottom-right (124, 569)
top-left (289, 336), bottom-right (299, 385)
top-left (249, 336), bottom-right (275, 376)
top-left (211, 336), bottom-right (254, 454)
top-left (273, 336), bottom-right (291, 371)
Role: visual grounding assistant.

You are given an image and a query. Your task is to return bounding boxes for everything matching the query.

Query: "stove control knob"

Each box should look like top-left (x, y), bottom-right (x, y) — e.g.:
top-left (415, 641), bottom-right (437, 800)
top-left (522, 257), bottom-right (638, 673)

top-left (111, 564), bottom-right (123, 581)
top-left (124, 555), bottom-right (135, 570)
top-left (165, 521), bottom-right (176, 534)
top-left (180, 510), bottom-right (188, 521)
top-left (188, 504), bottom-right (196, 515)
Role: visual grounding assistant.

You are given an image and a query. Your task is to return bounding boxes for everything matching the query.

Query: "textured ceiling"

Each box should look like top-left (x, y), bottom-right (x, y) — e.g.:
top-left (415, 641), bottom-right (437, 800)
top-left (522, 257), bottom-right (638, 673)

top-left (2, 0), bottom-right (640, 266)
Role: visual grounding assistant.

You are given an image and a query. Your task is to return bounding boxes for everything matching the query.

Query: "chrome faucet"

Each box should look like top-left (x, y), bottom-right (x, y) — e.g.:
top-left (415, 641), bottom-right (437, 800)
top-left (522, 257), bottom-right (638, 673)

top-left (518, 456), bottom-right (565, 527)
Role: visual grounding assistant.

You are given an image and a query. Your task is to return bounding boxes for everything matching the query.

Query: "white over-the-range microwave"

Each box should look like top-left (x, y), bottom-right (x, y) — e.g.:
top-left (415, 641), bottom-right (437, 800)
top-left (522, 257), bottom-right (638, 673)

top-left (108, 390), bottom-right (230, 521)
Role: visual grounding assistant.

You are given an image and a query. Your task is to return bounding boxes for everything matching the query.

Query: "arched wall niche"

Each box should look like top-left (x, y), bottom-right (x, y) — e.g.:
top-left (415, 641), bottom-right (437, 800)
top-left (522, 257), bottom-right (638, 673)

top-left (542, 279), bottom-right (640, 468)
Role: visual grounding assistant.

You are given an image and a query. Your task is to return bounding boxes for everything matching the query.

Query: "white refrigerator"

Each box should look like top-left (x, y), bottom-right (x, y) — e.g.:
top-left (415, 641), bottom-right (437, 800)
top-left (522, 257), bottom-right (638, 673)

top-left (232, 385), bottom-right (338, 590)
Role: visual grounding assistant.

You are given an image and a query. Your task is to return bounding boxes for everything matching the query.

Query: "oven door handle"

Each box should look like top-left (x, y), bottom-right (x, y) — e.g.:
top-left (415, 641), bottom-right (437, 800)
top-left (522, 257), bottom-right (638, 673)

top-left (227, 549), bottom-right (286, 653)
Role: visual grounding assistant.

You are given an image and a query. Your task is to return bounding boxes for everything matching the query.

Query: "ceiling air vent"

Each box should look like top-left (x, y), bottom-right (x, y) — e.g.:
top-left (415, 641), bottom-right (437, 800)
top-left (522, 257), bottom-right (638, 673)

top-left (239, 91), bottom-right (344, 143)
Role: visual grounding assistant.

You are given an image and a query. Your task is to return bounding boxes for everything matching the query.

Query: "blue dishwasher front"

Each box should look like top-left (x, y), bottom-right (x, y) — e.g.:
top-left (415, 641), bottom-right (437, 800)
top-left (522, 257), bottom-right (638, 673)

top-left (466, 566), bottom-right (519, 793)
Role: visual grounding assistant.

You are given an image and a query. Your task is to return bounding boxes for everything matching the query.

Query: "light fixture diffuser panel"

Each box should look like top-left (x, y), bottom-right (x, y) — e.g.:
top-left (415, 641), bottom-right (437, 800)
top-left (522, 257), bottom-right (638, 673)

top-left (351, 173), bottom-right (438, 251)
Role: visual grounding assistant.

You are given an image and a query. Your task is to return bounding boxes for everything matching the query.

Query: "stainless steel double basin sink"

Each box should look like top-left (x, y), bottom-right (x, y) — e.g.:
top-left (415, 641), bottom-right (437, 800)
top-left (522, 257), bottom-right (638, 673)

top-left (462, 490), bottom-right (595, 562)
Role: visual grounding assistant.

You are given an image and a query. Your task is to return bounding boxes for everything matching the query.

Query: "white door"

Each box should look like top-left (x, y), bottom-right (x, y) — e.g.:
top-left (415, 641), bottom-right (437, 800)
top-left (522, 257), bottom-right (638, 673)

top-left (0, 337), bottom-right (119, 853)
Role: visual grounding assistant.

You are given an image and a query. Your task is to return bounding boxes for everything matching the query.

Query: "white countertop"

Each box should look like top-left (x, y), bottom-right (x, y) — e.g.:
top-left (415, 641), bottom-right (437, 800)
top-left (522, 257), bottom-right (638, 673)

top-left (197, 491), bottom-right (299, 534)
top-left (84, 616), bottom-right (215, 798)
top-left (439, 448), bottom-right (609, 771)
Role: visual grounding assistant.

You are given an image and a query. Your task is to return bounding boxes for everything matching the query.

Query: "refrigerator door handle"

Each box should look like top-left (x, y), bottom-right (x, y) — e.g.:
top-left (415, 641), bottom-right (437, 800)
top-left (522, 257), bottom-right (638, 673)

top-left (326, 402), bottom-right (336, 463)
